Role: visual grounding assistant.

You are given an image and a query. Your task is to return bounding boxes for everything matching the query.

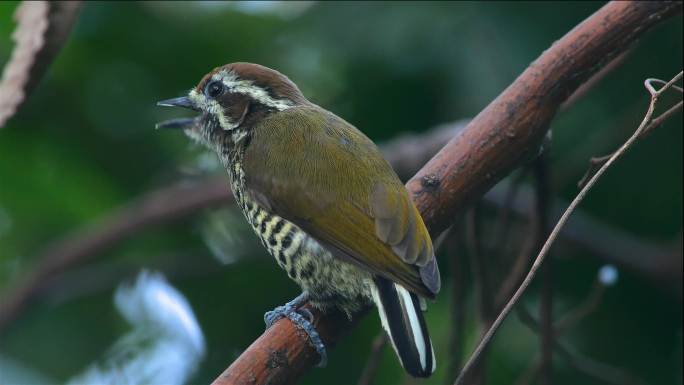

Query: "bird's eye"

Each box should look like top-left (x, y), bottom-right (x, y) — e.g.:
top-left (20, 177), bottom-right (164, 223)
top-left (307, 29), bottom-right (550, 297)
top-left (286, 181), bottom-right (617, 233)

top-left (205, 81), bottom-right (224, 98)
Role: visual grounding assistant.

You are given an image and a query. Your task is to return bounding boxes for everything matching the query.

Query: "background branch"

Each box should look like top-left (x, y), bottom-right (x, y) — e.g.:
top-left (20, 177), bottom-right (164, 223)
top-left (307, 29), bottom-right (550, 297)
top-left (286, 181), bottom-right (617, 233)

top-left (0, 1), bottom-right (81, 128)
top-left (0, 178), bottom-right (233, 333)
top-left (465, 207), bottom-right (492, 385)
top-left (356, 333), bottom-right (388, 385)
top-left (444, 225), bottom-right (466, 385)
top-left (516, 306), bottom-right (647, 385)
top-left (534, 154), bottom-right (553, 385)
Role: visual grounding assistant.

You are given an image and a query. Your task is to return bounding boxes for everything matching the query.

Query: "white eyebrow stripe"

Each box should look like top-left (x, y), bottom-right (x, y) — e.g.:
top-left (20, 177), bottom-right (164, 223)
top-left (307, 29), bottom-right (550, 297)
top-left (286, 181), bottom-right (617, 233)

top-left (211, 69), bottom-right (293, 111)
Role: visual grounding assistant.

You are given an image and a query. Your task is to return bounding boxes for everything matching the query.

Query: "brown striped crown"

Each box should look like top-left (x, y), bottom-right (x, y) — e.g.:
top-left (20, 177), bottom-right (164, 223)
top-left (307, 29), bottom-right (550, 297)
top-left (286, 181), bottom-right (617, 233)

top-left (195, 63), bottom-right (308, 106)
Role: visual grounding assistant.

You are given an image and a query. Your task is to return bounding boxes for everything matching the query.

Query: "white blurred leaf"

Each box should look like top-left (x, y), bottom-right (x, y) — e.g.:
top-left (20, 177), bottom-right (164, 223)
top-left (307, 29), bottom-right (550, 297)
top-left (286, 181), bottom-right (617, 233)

top-left (67, 271), bottom-right (205, 385)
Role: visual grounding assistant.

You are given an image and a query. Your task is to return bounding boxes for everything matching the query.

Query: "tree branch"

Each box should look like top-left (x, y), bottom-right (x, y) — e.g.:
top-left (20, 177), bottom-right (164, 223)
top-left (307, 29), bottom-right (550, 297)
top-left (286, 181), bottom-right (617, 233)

top-left (405, 1), bottom-right (681, 237)
top-left (0, 1), bottom-right (82, 128)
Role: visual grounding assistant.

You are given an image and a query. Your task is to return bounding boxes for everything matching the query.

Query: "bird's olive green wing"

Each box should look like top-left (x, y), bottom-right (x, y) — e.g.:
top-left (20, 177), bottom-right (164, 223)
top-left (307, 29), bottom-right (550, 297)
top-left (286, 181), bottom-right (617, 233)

top-left (242, 106), bottom-right (440, 298)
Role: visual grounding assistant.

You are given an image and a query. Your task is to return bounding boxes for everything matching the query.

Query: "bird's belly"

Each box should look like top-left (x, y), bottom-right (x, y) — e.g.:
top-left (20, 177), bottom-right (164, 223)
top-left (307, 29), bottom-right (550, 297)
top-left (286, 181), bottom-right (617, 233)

top-left (236, 195), bottom-right (373, 314)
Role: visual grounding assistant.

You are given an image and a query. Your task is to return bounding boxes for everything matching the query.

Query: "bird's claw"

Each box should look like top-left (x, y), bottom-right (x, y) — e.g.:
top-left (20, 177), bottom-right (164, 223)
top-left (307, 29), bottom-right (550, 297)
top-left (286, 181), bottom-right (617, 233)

top-left (263, 293), bottom-right (328, 367)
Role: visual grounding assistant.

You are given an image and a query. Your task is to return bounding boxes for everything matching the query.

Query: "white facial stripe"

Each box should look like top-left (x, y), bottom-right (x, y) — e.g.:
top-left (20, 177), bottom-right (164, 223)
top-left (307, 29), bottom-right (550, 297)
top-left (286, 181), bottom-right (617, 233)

top-left (188, 89), bottom-right (240, 131)
top-left (211, 70), bottom-right (293, 111)
top-left (187, 69), bottom-right (293, 133)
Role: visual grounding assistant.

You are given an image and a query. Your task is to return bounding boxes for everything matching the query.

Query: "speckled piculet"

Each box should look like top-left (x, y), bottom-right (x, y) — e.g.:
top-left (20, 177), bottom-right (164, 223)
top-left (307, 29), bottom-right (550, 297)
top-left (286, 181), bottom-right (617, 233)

top-left (157, 63), bottom-right (441, 377)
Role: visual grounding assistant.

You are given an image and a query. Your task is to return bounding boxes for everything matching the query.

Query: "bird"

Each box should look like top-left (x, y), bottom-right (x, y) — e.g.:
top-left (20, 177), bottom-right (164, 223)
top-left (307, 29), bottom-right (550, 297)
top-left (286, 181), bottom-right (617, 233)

top-left (157, 62), bottom-right (441, 377)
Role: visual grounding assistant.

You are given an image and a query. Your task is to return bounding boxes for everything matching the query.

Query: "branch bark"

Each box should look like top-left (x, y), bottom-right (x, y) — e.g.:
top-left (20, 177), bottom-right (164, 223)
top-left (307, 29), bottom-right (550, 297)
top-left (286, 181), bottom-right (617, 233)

top-left (405, 0), bottom-right (681, 237)
top-left (215, 2), bottom-right (682, 385)
top-left (0, 1), bottom-right (81, 128)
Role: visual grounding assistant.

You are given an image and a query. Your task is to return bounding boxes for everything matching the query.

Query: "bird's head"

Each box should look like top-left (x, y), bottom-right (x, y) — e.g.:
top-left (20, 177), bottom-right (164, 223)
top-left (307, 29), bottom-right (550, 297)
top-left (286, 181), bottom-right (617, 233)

top-left (156, 62), bottom-right (308, 149)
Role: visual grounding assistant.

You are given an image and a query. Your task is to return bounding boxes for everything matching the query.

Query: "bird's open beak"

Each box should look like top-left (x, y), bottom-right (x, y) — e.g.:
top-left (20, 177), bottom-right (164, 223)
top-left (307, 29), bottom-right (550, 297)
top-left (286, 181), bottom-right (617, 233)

top-left (155, 96), bottom-right (200, 130)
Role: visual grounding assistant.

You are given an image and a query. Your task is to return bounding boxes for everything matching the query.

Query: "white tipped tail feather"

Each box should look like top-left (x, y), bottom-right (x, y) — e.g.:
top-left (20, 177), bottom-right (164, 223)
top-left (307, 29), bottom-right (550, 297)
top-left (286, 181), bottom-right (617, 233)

top-left (371, 277), bottom-right (436, 377)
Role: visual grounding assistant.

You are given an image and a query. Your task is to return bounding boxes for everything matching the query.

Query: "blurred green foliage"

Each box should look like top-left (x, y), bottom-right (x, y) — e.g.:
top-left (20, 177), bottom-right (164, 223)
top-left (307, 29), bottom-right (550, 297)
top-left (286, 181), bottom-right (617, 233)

top-left (0, 2), bottom-right (681, 385)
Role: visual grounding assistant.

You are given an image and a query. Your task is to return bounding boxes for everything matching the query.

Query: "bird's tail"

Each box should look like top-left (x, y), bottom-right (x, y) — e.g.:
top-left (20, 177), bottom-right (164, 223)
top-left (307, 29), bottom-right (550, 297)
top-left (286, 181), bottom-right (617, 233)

top-left (370, 276), bottom-right (436, 377)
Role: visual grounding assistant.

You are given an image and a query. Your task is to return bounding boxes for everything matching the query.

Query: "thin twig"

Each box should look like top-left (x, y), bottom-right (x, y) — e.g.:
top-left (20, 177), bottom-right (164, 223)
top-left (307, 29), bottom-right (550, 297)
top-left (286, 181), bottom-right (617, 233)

top-left (578, 77), bottom-right (683, 188)
top-left (356, 333), bottom-right (388, 385)
top-left (513, 357), bottom-right (541, 385)
top-left (517, 306), bottom-right (646, 385)
top-left (465, 207), bottom-right (492, 385)
top-left (454, 71), bottom-right (684, 385)
top-left (444, 225), bottom-right (466, 385)
top-left (560, 51), bottom-right (631, 111)
top-left (494, 209), bottom-right (538, 311)
top-left (554, 280), bottom-right (605, 336)
top-left (641, 100), bottom-right (683, 137)
top-left (491, 167), bottom-right (530, 256)
top-left (467, 208), bottom-right (494, 326)
top-left (534, 154), bottom-right (553, 385)
top-left (555, 342), bottom-right (646, 385)
top-left (493, 164), bottom-right (540, 312)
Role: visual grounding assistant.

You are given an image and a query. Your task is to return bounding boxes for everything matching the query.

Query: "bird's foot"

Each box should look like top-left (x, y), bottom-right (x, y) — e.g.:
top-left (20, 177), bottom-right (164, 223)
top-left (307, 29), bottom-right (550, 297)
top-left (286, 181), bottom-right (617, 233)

top-left (264, 292), bottom-right (328, 367)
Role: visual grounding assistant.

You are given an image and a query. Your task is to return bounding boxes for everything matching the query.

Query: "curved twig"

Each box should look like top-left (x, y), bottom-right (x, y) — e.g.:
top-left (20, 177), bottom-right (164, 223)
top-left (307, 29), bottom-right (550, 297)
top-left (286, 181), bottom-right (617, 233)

top-left (454, 71), bottom-right (683, 385)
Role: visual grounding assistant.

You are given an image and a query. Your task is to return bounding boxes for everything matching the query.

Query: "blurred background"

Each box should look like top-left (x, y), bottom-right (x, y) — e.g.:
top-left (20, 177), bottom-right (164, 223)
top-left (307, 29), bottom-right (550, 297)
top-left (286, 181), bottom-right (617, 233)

top-left (0, 1), bottom-right (681, 385)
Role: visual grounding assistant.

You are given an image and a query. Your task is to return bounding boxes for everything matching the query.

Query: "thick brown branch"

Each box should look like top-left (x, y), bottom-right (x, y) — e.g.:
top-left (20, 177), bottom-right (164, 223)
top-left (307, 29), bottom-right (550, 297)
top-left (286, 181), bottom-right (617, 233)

top-left (406, 1), bottom-right (681, 237)
top-left (212, 306), bottom-right (365, 385)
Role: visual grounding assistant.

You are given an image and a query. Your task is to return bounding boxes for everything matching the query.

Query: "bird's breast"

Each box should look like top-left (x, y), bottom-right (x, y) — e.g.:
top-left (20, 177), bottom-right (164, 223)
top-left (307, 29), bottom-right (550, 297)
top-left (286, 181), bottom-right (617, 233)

top-left (226, 159), bottom-right (373, 313)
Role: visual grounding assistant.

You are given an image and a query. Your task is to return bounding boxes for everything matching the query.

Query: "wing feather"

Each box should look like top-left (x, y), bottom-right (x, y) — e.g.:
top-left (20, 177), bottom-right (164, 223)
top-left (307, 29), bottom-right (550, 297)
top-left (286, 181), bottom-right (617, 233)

top-left (243, 106), bottom-right (440, 297)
